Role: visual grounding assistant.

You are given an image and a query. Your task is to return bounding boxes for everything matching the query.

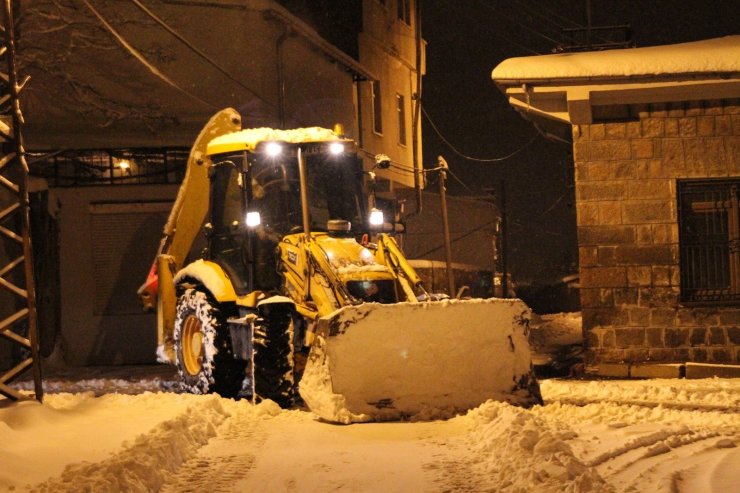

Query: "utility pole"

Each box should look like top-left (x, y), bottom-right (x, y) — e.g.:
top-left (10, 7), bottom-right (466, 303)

top-left (437, 156), bottom-right (455, 297)
top-left (558, 0), bottom-right (632, 52)
top-left (0, 0), bottom-right (43, 402)
top-left (499, 179), bottom-right (508, 298)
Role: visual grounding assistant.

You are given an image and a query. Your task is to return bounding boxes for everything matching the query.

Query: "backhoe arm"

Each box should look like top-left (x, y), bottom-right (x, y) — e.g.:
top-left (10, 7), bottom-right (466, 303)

top-left (137, 108), bottom-right (242, 362)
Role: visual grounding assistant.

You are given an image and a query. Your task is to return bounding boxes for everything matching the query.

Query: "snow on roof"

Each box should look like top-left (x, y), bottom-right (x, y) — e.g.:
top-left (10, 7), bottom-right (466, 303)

top-left (492, 35), bottom-right (740, 81)
top-left (207, 127), bottom-right (341, 155)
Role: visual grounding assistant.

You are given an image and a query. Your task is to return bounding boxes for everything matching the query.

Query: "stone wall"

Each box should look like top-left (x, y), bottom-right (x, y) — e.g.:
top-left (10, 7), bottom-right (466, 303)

top-left (574, 98), bottom-right (740, 365)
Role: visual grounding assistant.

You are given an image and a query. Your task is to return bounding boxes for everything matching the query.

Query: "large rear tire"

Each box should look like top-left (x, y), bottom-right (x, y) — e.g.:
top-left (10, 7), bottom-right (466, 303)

top-left (174, 288), bottom-right (245, 397)
top-left (254, 303), bottom-right (295, 407)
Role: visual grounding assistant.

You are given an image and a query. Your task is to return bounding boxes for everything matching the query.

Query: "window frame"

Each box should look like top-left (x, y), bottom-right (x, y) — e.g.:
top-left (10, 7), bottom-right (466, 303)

top-left (397, 0), bottom-right (411, 25)
top-left (396, 93), bottom-right (407, 146)
top-left (677, 178), bottom-right (740, 305)
top-left (372, 80), bottom-right (383, 135)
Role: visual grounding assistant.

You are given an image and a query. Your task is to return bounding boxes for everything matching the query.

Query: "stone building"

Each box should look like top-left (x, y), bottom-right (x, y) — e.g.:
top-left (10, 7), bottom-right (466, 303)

top-left (493, 36), bottom-right (740, 375)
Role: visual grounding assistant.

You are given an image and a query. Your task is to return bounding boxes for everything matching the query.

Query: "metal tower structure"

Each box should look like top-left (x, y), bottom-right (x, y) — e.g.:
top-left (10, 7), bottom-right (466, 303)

top-left (0, 0), bottom-right (42, 402)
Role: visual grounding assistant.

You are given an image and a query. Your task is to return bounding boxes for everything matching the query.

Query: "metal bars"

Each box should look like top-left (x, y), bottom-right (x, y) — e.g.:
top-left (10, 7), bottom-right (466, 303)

top-left (678, 179), bottom-right (740, 304)
top-left (0, 0), bottom-right (42, 402)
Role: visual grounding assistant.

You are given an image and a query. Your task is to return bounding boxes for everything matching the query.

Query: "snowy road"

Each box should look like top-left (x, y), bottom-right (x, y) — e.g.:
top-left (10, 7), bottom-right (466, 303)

top-left (2, 376), bottom-right (738, 492)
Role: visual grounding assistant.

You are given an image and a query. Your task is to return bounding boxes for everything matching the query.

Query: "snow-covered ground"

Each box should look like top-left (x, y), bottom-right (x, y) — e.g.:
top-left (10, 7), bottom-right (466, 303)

top-left (3, 372), bottom-right (738, 492)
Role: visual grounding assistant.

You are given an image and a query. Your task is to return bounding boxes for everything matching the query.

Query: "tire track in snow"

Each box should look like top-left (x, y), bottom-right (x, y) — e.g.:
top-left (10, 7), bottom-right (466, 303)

top-left (422, 434), bottom-right (490, 493)
top-left (160, 404), bottom-right (272, 493)
top-left (544, 401), bottom-right (740, 493)
top-left (550, 397), bottom-right (738, 414)
top-left (603, 436), bottom-right (738, 493)
top-left (30, 395), bottom-right (233, 493)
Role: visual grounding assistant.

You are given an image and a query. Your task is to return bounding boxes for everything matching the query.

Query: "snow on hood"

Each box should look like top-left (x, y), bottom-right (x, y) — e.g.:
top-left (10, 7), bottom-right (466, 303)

top-left (492, 35), bottom-right (740, 81)
top-left (207, 126), bottom-right (341, 154)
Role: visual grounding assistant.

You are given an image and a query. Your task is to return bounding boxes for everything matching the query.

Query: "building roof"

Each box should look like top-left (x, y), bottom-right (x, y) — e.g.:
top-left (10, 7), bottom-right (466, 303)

top-left (492, 36), bottom-right (740, 82)
top-left (491, 36), bottom-right (740, 141)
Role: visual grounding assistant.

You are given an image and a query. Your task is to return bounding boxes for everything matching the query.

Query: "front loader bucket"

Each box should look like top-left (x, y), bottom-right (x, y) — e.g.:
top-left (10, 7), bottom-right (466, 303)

top-left (299, 298), bottom-right (542, 424)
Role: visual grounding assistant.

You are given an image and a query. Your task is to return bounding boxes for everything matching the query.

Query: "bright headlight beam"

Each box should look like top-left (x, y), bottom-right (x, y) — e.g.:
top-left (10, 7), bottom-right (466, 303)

top-left (265, 142), bottom-right (282, 157)
top-left (369, 208), bottom-right (384, 226)
top-left (329, 142), bottom-right (344, 155)
top-left (246, 211), bottom-right (261, 228)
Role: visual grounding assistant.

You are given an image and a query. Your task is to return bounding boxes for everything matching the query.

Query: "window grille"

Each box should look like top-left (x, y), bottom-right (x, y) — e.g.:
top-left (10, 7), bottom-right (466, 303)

top-left (27, 148), bottom-right (189, 187)
top-left (678, 179), bottom-right (740, 303)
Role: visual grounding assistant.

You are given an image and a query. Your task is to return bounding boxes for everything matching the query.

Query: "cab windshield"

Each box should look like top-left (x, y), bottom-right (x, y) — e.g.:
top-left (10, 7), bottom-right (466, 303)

top-left (249, 149), bottom-right (365, 236)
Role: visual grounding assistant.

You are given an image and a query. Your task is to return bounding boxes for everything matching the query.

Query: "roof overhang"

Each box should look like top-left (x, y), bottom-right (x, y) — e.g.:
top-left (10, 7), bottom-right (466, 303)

top-left (491, 36), bottom-right (740, 142)
top-left (496, 76), bottom-right (740, 142)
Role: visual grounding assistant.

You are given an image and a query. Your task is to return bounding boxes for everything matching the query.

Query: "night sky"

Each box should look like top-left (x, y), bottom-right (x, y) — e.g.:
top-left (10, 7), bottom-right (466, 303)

top-left (420, 0), bottom-right (739, 284)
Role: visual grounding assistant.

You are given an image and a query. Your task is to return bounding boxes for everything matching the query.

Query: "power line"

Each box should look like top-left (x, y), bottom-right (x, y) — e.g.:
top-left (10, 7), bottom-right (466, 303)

top-left (130, 0), bottom-right (274, 109)
top-left (475, 0), bottom-right (566, 48)
top-left (82, 0), bottom-right (218, 110)
top-left (514, 0), bottom-right (581, 44)
top-left (439, 0), bottom-right (541, 56)
top-left (422, 106), bottom-right (538, 163)
top-left (415, 218), bottom-right (498, 258)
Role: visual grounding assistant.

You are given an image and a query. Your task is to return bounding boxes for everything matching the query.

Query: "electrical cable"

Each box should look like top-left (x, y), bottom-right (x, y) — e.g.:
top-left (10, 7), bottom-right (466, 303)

top-left (513, 0), bottom-right (581, 44)
top-left (537, 0), bottom-right (615, 45)
top-left (414, 218), bottom-right (498, 258)
top-left (82, 0), bottom-right (218, 110)
top-left (439, 0), bottom-right (541, 55)
top-left (475, 0), bottom-right (566, 48)
top-left (446, 168), bottom-right (482, 196)
top-left (130, 0), bottom-right (274, 109)
top-left (422, 106), bottom-right (538, 163)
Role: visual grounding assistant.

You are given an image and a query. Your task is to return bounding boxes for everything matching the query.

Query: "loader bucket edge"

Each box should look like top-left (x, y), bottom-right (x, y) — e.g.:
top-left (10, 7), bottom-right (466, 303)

top-left (299, 298), bottom-right (543, 424)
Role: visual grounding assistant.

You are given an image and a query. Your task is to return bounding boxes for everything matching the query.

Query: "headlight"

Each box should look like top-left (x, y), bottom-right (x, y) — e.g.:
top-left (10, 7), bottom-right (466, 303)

top-left (369, 208), bottom-right (384, 226)
top-left (246, 211), bottom-right (261, 228)
top-left (329, 142), bottom-right (344, 155)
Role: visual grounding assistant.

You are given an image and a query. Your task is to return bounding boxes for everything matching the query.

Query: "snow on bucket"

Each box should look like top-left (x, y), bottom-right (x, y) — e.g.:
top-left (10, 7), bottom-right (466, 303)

top-left (299, 298), bottom-right (542, 423)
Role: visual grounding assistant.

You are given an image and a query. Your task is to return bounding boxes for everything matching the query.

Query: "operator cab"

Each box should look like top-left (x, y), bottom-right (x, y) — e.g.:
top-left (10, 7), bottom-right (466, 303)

top-left (204, 131), bottom-right (368, 295)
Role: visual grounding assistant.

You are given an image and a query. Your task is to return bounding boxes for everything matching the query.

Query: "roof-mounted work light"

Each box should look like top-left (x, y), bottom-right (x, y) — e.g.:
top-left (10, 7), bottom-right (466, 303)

top-left (265, 142), bottom-right (282, 157)
top-left (329, 142), bottom-right (344, 155)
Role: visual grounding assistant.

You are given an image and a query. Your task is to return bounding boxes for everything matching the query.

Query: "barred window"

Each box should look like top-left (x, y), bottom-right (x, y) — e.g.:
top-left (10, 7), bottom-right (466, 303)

top-left (678, 179), bottom-right (740, 303)
top-left (28, 148), bottom-right (189, 187)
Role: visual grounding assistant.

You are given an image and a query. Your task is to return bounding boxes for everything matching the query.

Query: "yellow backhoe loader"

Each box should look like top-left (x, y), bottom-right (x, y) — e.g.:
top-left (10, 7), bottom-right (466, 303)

top-left (138, 108), bottom-right (541, 423)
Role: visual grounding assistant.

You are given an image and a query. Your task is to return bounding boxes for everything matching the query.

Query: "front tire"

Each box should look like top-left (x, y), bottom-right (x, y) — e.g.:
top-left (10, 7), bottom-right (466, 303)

top-left (174, 288), bottom-right (245, 397)
top-left (254, 302), bottom-right (295, 407)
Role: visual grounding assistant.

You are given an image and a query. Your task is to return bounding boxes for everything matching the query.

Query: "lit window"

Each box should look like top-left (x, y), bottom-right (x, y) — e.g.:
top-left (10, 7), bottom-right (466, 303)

top-left (396, 94), bottom-right (406, 146)
top-left (372, 81), bottom-right (382, 135)
top-left (678, 179), bottom-right (740, 303)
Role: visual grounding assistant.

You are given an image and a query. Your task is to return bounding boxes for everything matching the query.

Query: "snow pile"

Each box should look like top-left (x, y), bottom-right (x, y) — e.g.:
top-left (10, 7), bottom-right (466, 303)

top-left (2, 375), bottom-right (739, 491)
top-left (462, 400), bottom-right (612, 492)
top-left (299, 298), bottom-right (540, 423)
top-left (492, 35), bottom-right (740, 80)
top-left (0, 392), bottom-right (282, 492)
top-left (542, 378), bottom-right (740, 410)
